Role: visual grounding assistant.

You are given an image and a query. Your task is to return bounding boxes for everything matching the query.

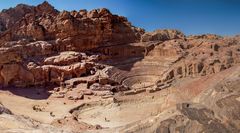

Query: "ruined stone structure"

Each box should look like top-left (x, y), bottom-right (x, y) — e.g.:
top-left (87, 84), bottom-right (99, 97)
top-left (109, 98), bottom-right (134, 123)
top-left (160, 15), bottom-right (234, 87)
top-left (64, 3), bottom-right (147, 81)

top-left (0, 2), bottom-right (240, 133)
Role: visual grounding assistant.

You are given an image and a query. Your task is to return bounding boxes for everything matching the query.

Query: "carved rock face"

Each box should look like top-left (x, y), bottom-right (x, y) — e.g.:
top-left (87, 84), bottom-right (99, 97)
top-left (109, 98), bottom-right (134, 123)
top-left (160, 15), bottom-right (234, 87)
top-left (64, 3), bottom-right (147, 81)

top-left (0, 1), bottom-right (145, 87)
top-left (0, 0), bottom-right (239, 91)
top-left (0, 1), bottom-right (240, 133)
top-left (0, 2), bottom-right (144, 51)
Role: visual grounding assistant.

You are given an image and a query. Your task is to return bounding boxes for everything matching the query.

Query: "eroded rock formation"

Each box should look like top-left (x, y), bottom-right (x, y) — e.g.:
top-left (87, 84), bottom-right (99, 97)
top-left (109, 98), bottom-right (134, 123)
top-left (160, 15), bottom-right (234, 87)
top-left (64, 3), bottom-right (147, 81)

top-left (0, 1), bottom-right (240, 133)
top-left (0, 1), bottom-right (144, 88)
top-left (155, 36), bottom-right (240, 91)
top-left (120, 66), bottom-right (240, 133)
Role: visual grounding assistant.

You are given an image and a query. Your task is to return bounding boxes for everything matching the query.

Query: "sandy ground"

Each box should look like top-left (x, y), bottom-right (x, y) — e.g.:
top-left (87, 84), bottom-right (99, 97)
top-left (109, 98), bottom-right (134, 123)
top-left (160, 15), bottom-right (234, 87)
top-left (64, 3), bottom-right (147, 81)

top-left (0, 85), bottom-right (180, 128)
top-left (0, 87), bottom-right (100, 124)
top-left (72, 87), bottom-right (183, 128)
top-left (77, 97), bottom-right (164, 128)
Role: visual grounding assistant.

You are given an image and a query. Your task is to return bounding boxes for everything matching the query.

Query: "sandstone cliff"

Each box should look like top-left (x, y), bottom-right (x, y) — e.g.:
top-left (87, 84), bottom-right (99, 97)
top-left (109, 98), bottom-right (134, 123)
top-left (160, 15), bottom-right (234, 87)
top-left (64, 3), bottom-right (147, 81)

top-left (0, 1), bottom-right (240, 133)
top-left (0, 1), bottom-right (144, 88)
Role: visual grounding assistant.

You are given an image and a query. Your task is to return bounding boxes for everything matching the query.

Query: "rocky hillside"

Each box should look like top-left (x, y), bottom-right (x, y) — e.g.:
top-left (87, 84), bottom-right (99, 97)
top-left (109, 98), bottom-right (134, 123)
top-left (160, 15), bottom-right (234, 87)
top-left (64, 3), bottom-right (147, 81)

top-left (0, 1), bottom-right (143, 47)
top-left (0, 1), bottom-right (144, 88)
top-left (120, 65), bottom-right (240, 133)
top-left (0, 1), bottom-right (240, 133)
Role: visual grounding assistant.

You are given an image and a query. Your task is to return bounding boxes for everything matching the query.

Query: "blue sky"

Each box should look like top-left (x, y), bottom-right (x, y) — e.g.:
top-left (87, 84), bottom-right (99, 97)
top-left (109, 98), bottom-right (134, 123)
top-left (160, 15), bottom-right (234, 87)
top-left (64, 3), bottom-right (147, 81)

top-left (0, 0), bottom-right (240, 35)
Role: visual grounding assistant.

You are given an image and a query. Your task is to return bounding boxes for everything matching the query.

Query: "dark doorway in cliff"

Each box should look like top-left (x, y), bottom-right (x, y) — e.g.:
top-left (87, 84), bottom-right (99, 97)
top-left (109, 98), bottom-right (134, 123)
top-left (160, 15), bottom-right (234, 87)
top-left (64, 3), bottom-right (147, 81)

top-left (48, 70), bottom-right (51, 82)
top-left (213, 44), bottom-right (219, 51)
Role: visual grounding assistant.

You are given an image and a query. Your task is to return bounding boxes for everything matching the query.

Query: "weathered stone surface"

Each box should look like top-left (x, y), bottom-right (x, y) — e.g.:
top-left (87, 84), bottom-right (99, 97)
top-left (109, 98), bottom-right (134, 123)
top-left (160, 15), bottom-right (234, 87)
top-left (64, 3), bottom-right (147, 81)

top-left (0, 1), bottom-right (144, 50)
top-left (120, 67), bottom-right (240, 133)
top-left (0, 108), bottom-right (68, 132)
top-left (0, 2), bottom-right (240, 133)
top-left (0, 1), bottom-right (145, 88)
top-left (141, 29), bottom-right (185, 42)
top-left (0, 102), bottom-right (12, 114)
top-left (51, 116), bottom-right (102, 132)
top-left (67, 93), bottom-right (84, 100)
top-left (44, 51), bottom-right (82, 65)
top-left (155, 37), bottom-right (240, 89)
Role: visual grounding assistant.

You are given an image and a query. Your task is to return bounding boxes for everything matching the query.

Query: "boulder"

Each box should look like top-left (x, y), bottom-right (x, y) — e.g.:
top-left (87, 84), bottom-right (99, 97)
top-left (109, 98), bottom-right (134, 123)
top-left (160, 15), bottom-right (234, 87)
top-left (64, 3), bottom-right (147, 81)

top-left (67, 93), bottom-right (84, 100)
top-left (44, 51), bottom-right (82, 65)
